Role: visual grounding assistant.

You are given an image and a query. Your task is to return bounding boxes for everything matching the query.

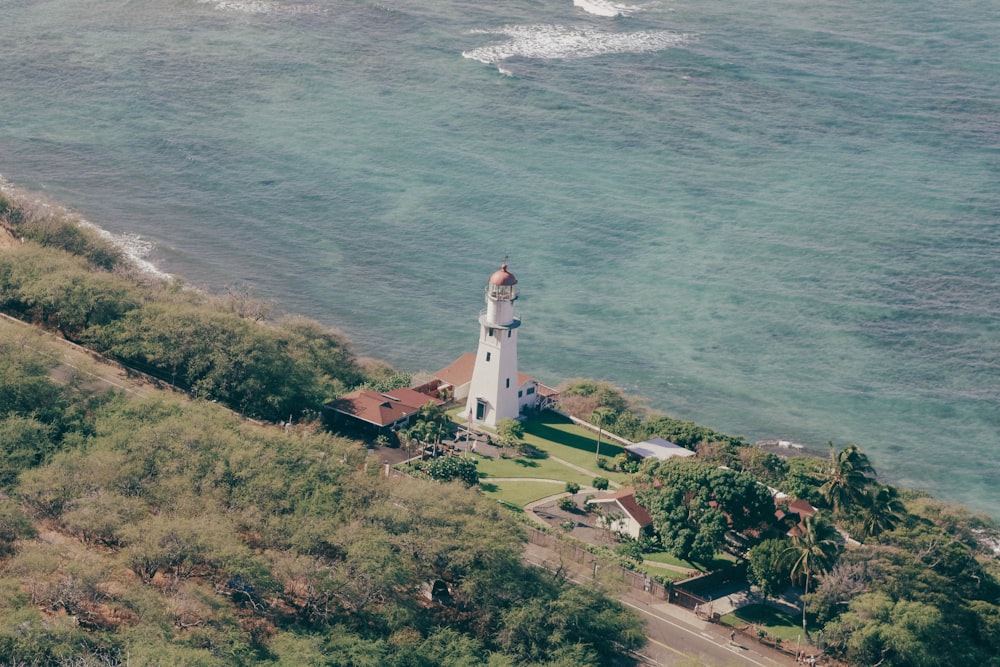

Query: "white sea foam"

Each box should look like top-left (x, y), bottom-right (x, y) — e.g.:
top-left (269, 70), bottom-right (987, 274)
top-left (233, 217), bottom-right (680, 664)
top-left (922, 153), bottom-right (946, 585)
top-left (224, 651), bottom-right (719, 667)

top-left (0, 175), bottom-right (171, 281)
top-left (463, 24), bottom-right (695, 66)
top-left (197, 0), bottom-right (322, 16)
top-left (80, 223), bottom-right (172, 281)
top-left (199, 0), bottom-right (278, 14)
top-left (573, 0), bottom-right (643, 18)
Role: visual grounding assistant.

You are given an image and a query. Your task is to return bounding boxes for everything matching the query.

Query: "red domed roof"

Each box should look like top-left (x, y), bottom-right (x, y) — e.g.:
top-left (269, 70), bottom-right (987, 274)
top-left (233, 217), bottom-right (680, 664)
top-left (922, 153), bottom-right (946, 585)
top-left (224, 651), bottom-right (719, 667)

top-left (489, 263), bottom-right (518, 286)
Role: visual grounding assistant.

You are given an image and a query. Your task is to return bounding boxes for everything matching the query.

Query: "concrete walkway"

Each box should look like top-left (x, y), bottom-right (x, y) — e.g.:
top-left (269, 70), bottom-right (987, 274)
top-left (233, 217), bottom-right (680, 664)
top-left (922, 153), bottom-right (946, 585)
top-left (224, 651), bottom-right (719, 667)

top-left (546, 454), bottom-right (622, 489)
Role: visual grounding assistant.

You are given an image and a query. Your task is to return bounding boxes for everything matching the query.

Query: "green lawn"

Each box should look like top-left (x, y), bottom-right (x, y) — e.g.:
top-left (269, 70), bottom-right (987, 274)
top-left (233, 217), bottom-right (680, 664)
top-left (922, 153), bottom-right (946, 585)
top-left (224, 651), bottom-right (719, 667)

top-left (642, 551), bottom-right (699, 570)
top-left (478, 479), bottom-right (566, 508)
top-left (519, 412), bottom-right (631, 484)
top-left (443, 410), bottom-right (635, 507)
top-left (632, 563), bottom-right (692, 582)
top-left (472, 453), bottom-right (594, 488)
top-left (719, 604), bottom-right (804, 643)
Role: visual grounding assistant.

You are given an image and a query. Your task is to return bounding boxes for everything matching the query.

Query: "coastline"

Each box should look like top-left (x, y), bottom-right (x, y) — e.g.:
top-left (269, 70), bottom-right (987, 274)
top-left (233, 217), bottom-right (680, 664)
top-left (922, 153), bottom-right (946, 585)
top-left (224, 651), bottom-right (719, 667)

top-left (1, 176), bottom-right (996, 521)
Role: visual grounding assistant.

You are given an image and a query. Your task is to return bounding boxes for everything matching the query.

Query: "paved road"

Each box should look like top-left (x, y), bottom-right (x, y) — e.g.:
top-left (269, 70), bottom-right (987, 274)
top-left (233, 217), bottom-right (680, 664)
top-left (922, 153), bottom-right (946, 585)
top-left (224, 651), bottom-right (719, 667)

top-left (523, 543), bottom-right (801, 667)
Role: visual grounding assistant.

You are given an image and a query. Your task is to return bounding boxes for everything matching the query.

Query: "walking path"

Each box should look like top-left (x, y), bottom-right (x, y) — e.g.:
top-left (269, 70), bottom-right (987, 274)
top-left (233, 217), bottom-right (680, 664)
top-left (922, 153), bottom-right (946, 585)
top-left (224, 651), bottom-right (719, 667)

top-left (545, 454), bottom-right (622, 489)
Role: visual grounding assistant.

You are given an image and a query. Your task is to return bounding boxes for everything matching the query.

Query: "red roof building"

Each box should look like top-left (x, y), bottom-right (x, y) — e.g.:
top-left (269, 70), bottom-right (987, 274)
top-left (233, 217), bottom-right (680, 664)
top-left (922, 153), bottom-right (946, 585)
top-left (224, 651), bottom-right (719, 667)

top-left (326, 387), bottom-right (443, 432)
top-left (432, 352), bottom-right (558, 417)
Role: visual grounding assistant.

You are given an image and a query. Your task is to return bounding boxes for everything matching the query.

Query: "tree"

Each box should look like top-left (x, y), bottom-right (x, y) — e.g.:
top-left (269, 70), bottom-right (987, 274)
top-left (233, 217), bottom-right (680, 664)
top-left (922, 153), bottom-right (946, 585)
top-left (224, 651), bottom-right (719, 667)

top-left (860, 483), bottom-right (906, 538)
top-left (591, 407), bottom-right (615, 462)
top-left (0, 495), bottom-right (35, 556)
top-left (820, 443), bottom-right (876, 515)
top-left (412, 401), bottom-right (451, 457)
top-left (739, 447), bottom-right (789, 486)
top-left (748, 538), bottom-right (791, 601)
top-left (636, 459), bottom-right (775, 562)
top-left (495, 418), bottom-right (524, 457)
top-left (782, 512), bottom-right (842, 633)
top-left (423, 456), bottom-right (479, 486)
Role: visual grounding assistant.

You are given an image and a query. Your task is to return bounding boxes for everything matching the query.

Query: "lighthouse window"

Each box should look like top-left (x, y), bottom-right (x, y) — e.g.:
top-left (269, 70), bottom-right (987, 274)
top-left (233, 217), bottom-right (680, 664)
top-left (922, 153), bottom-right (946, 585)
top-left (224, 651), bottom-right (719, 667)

top-left (488, 328), bottom-right (494, 337)
top-left (526, 387), bottom-right (535, 395)
top-left (485, 352), bottom-right (491, 362)
top-left (507, 329), bottom-right (511, 338)
top-left (518, 390), bottom-right (523, 398)
top-left (506, 378), bottom-right (510, 388)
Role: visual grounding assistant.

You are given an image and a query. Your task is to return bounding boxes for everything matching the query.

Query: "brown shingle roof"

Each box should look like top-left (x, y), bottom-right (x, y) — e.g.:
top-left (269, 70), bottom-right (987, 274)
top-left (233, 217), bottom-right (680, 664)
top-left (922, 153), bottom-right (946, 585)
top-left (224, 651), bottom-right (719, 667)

top-left (329, 387), bottom-right (442, 428)
top-left (433, 353), bottom-right (476, 388)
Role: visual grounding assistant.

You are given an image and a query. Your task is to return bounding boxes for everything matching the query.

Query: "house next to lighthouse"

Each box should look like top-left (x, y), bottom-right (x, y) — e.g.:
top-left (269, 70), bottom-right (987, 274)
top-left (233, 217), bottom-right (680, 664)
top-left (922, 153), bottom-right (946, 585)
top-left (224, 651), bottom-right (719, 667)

top-left (433, 261), bottom-right (557, 426)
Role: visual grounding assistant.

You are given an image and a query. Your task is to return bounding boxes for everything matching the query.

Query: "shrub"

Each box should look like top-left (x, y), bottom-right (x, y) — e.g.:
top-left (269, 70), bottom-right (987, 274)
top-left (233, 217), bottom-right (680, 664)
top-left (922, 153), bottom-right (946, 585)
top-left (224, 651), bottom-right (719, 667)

top-left (557, 497), bottom-right (577, 512)
top-left (593, 477), bottom-right (609, 490)
top-left (565, 481), bottom-right (580, 494)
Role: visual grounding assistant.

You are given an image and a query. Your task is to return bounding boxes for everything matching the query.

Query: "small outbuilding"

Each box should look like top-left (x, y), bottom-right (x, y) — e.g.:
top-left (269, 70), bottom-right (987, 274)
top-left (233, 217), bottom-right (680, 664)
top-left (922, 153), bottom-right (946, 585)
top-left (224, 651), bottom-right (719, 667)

top-left (625, 437), bottom-right (696, 461)
top-left (586, 488), bottom-right (654, 540)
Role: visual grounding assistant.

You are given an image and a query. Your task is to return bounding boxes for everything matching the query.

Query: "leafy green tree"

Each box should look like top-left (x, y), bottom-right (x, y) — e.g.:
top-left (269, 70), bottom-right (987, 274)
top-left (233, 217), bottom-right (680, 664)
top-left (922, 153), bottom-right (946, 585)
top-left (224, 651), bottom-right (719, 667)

top-left (495, 418), bottom-right (524, 456)
top-left (782, 512), bottom-right (842, 632)
top-left (0, 495), bottom-right (35, 556)
top-left (423, 456), bottom-right (479, 486)
top-left (820, 443), bottom-right (876, 515)
top-left (0, 416), bottom-right (56, 487)
top-left (636, 459), bottom-right (775, 562)
top-left (747, 538), bottom-right (791, 600)
top-left (823, 592), bottom-right (954, 667)
top-left (739, 447), bottom-right (789, 486)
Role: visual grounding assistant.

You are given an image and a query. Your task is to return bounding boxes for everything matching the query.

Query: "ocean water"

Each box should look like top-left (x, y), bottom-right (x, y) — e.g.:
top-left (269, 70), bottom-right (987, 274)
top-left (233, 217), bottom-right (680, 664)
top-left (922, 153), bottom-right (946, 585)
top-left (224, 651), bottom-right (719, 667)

top-left (1, 0), bottom-right (997, 517)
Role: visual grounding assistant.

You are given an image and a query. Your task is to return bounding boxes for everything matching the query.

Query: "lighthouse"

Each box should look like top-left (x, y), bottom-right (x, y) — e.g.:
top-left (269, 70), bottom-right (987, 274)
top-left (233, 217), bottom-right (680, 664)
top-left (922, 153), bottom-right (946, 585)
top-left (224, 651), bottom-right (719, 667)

top-left (465, 261), bottom-right (521, 427)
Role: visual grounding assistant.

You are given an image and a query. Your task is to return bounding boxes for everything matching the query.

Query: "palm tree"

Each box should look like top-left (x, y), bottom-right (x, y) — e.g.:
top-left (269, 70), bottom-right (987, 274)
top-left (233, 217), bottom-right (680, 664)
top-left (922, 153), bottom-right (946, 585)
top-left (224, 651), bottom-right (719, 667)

top-left (413, 402), bottom-right (451, 457)
top-left (860, 483), bottom-right (906, 538)
top-left (820, 443), bottom-right (875, 515)
top-left (592, 407), bottom-right (614, 462)
top-left (783, 512), bottom-right (842, 633)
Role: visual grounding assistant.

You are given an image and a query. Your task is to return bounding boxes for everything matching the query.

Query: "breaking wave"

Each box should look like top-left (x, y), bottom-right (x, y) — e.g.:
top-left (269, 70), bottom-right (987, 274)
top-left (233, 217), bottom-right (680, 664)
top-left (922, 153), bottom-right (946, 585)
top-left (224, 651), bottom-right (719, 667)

top-left (0, 175), bottom-right (170, 280)
top-left (573, 0), bottom-right (645, 18)
top-left (198, 0), bottom-right (278, 14)
top-left (463, 24), bottom-right (695, 66)
top-left (196, 0), bottom-right (322, 16)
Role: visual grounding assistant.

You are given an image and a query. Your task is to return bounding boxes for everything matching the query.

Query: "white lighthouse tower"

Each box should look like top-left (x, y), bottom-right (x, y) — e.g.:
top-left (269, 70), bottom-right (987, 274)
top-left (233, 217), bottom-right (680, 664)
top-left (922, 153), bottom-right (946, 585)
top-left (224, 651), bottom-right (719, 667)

top-left (465, 261), bottom-right (521, 427)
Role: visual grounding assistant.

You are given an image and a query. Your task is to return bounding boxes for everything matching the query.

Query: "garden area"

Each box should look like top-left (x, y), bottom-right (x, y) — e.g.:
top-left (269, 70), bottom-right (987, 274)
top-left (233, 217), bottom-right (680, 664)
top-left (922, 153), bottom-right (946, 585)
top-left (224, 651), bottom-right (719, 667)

top-left (453, 409), bottom-right (633, 509)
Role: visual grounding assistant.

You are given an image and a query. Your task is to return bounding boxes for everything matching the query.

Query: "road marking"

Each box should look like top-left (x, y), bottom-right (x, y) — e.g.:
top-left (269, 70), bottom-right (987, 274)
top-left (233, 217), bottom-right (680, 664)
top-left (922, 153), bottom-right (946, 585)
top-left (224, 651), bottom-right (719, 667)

top-left (620, 601), bottom-right (776, 667)
top-left (645, 636), bottom-right (688, 657)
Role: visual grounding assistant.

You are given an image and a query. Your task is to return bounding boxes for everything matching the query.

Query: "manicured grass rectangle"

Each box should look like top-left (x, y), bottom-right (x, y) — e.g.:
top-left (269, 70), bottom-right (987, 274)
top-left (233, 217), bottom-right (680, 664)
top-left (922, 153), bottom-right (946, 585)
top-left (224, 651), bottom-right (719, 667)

top-left (520, 412), bottom-right (631, 483)
top-left (721, 604), bottom-right (804, 643)
top-left (632, 563), bottom-right (691, 581)
top-left (642, 550), bottom-right (699, 570)
top-left (471, 453), bottom-right (594, 488)
top-left (478, 479), bottom-right (566, 508)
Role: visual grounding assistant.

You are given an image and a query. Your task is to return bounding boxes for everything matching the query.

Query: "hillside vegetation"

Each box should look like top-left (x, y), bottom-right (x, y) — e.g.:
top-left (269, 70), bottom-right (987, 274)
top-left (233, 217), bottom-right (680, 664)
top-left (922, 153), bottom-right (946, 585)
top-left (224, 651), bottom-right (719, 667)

top-left (0, 190), bottom-right (644, 666)
top-left (1, 188), bottom-right (364, 423)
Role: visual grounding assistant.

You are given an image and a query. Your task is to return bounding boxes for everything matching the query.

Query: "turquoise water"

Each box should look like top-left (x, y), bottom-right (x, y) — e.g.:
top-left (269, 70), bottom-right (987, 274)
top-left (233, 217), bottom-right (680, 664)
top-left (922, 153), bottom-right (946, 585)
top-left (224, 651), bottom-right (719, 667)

top-left (1, 0), bottom-right (997, 517)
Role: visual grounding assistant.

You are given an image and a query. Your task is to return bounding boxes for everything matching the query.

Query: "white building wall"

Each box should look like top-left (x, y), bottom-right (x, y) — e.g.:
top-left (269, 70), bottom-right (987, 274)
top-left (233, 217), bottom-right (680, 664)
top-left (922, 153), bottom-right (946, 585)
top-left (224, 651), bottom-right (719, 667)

top-left (466, 322), bottom-right (519, 426)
